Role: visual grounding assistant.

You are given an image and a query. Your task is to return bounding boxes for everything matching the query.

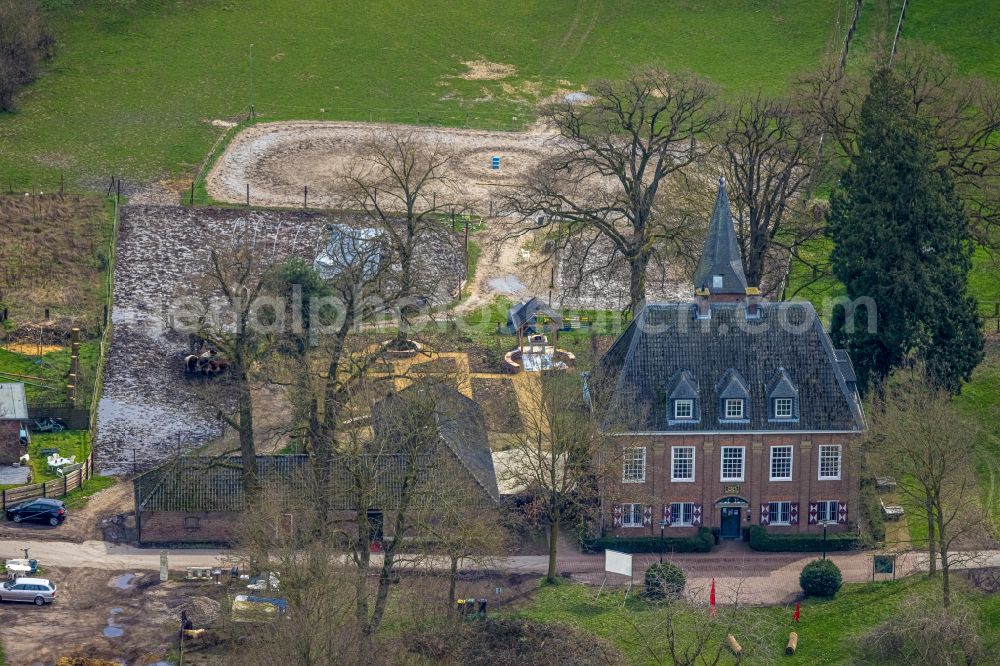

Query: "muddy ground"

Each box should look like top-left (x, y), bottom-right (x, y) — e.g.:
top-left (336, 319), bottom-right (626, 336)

top-left (96, 205), bottom-right (461, 473)
top-left (0, 566), bottom-right (222, 666)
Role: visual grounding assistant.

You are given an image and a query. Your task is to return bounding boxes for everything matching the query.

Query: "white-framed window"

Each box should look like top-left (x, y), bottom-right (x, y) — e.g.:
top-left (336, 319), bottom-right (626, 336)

top-left (720, 446), bottom-right (745, 482)
top-left (774, 398), bottom-right (794, 419)
top-left (671, 446), bottom-right (696, 482)
top-left (818, 445), bottom-right (842, 480)
top-left (816, 500), bottom-right (839, 523)
top-left (622, 447), bottom-right (646, 483)
top-left (770, 445), bottom-right (793, 481)
top-left (670, 502), bottom-right (694, 527)
top-left (768, 501), bottom-right (792, 525)
top-left (712, 275), bottom-right (724, 289)
top-left (724, 399), bottom-right (744, 419)
top-left (622, 503), bottom-right (644, 527)
top-left (674, 399), bottom-right (693, 420)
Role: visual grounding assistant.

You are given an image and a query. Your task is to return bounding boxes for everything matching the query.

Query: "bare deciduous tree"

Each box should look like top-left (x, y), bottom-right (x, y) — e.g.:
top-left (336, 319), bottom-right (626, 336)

top-left (503, 67), bottom-right (723, 314)
top-left (799, 42), bottom-right (1000, 247)
top-left (869, 373), bottom-right (994, 606)
top-left (497, 372), bottom-right (612, 583)
top-left (718, 92), bottom-right (824, 295)
top-left (0, 0), bottom-right (54, 111)
top-left (338, 130), bottom-right (459, 347)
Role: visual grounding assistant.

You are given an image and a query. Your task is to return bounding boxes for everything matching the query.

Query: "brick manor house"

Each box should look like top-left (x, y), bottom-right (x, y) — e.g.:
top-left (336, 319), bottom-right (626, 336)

top-left (592, 178), bottom-right (866, 540)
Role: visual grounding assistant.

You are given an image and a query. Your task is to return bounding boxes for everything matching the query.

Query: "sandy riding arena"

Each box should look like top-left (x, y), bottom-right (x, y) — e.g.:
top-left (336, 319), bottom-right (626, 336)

top-left (205, 121), bottom-right (562, 210)
top-left (96, 205), bottom-right (461, 474)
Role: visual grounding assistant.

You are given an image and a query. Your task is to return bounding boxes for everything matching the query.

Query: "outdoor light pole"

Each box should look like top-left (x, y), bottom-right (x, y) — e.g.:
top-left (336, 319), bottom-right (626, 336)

top-left (659, 519), bottom-right (668, 564)
top-left (822, 521), bottom-right (830, 560)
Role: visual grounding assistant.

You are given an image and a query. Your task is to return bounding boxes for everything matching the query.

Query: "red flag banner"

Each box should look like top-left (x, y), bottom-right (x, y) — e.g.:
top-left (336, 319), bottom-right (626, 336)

top-left (794, 601), bottom-right (801, 623)
top-left (710, 578), bottom-right (717, 617)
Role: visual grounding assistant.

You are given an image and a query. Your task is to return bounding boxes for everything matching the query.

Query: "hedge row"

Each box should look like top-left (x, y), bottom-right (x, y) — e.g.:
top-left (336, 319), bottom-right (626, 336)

top-left (583, 528), bottom-right (714, 554)
top-left (748, 525), bottom-right (860, 552)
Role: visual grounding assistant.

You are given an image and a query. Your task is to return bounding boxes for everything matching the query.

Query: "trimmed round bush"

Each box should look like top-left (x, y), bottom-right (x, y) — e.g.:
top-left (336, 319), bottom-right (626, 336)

top-left (799, 558), bottom-right (842, 598)
top-left (644, 562), bottom-right (686, 600)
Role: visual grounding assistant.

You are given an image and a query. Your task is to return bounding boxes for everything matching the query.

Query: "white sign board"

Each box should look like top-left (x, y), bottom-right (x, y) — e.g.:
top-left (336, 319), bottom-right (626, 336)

top-left (604, 549), bottom-right (633, 578)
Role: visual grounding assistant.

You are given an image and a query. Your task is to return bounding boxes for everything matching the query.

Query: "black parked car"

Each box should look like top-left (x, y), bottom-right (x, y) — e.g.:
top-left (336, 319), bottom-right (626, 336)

top-left (6, 499), bottom-right (66, 526)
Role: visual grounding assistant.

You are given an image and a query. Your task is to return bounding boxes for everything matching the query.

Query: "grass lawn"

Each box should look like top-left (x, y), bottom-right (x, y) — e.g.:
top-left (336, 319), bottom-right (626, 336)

top-left (62, 474), bottom-right (116, 509)
top-left (0, 341), bottom-right (101, 405)
top-left (955, 343), bottom-right (1000, 532)
top-left (517, 576), bottom-right (1000, 664)
top-left (27, 430), bottom-right (90, 482)
top-left (2, 0), bottom-right (846, 187)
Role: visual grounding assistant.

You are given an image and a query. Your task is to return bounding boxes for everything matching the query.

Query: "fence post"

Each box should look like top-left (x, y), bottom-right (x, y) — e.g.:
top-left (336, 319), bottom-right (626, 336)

top-left (42, 483), bottom-right (46, 498)
top-left (64, 474), bottom-right (68, 496)
top-left (246, 183), bottom-right (250, 207)
top-left (190, 182), bottom-right (195, 206)
top-left (3, 489), bottom-right (5, 510)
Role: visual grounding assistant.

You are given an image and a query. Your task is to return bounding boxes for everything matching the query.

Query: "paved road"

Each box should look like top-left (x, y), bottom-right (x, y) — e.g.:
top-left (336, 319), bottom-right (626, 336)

top-left (3, 538), bottom-right (999, 605)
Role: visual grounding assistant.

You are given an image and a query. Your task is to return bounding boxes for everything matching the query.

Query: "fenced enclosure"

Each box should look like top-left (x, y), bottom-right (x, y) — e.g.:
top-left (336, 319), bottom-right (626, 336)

top-left (0, 450), bottom-right (96, 509)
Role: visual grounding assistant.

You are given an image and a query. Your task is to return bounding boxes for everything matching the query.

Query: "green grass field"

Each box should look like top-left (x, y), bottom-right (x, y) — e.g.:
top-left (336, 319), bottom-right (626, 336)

top-left (518, 577), bottom-right (1000, 664)
top-left (4, 0), bottom-right (851, 188)
top-left (0, 342), bottom-right (101, 405)
top-left (27, 430), bottom-right (90, 482)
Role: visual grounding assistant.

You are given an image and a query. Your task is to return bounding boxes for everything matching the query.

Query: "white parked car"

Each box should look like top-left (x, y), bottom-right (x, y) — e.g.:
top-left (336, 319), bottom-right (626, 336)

top-left (0, 577), bottom-right (57, 605)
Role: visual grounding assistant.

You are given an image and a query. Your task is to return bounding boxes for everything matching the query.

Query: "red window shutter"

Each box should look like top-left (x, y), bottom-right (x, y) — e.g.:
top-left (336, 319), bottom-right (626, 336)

top-left (808, 502), bottom-right (818, 525)
top-left (692, 503), bottom-right (703, 527)
top-left (760, 503), bottom-right (770, 526)
top-left (790, 502), bottom-right (800, 525)
top-left (838, 501), bottom-right (848, 524)
top-left (643, 505), bottom-right (653, 527)
top-left (613, 504), bottom-right (622, 528)
top-left (663, 504), bottom-right (672, 526)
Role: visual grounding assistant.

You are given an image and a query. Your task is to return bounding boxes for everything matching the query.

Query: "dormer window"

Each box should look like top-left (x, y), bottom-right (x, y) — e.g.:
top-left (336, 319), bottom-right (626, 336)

top-left (774, 398), bottom-right (793, 419)
top-left (674, 399), bottom-right (693, 420)
top-left (766, 367), bottom-right (799, 422)
top-left (712, 275), bottom-right (723, 289)
top-left (666, 370), bottom-right (700, 425)
top-left (716, 369), bottom-right (750, 423)
top-left (724, 399), bottom-right (744, 419)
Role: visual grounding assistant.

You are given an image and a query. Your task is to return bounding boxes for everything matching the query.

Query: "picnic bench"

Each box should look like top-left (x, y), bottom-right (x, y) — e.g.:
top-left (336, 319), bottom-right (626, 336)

top-left (880, 497), bottom-right (904, 521)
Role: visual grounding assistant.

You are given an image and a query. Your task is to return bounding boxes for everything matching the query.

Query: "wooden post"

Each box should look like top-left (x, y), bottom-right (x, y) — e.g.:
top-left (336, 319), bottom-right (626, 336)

top-left (785, 632), bottom-right (798, 655)
top-left (246, 183), bottom-right (250, 207)
top-left (190, 182), bottom-right (195, 206)
top-left (303, 185), bottom-right (308, 208)
top-left (725, 635), bottom-right (742, 655)
top-left (464, 217), bottom-right (470, 280)
top-left (64, 473), bottom-right (68, 496)
top-left (116, 178), bottom-right (120, 205)
top-left (68, 327), bottom-right (80, 405)
top-left (60, 172), bottom-right (64, 195)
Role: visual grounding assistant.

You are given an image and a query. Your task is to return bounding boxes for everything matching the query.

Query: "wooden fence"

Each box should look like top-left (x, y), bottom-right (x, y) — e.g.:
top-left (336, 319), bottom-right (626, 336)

top-left (1, 450), bottom-right (95, 509)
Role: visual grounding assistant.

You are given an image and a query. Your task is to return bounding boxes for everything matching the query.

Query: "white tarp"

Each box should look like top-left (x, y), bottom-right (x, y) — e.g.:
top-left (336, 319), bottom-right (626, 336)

top-left (605, 549), bottom-right (632, 577)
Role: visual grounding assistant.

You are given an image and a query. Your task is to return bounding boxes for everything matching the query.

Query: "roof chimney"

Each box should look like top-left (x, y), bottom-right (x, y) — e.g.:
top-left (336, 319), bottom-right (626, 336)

top-left (745, 287), bottom-right (761, 318)
top-left (695, 288), bottom-right (711, 319)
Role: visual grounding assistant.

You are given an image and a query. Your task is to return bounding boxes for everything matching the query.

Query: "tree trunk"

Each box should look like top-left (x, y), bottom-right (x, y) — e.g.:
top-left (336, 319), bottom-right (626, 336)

top-left (936, 510), bottom-right (951, 607)
top-left (547, 513), bottom-right (560, 583)
top-left (236, 365), bottom-right (257, 494)
top-left (448, 555), bottom-right (459, 609)
top-left (627, 251), bottom-right (650, 316)
top-left (925, 499), bottom-right (937, 575)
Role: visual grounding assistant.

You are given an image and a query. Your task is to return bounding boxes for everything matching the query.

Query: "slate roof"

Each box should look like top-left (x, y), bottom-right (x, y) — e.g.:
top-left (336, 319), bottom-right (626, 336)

top-left (134, 455), bottom-right (312, 512)
top-left (507, 297), bottom-right (563, 332)
top-left (594, 302), bottom-right (866, 432)
top-left (373, 382), bottom-right (500, 503)
top-left (692, 178), bottom-right (749, 295)
top-left (0, 383), bottom-right (28, 421)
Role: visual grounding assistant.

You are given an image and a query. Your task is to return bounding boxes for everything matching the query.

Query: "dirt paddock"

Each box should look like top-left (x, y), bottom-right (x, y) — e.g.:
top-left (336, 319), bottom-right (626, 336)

top-left (205, 121), bottom-right (564, 210)
top-left (96, 205), bottom-right (461, 473)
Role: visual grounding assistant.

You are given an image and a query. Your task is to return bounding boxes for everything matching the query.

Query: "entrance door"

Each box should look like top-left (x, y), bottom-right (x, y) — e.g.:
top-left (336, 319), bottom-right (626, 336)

top-left (720, 507), bottom-right (742, 539)
top-left (367, 511), bottom-right (384, 542)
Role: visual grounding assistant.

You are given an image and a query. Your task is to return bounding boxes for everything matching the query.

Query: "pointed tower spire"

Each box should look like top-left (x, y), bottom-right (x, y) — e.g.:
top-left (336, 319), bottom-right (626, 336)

top-left (693, 177), bottom-right (748, 296)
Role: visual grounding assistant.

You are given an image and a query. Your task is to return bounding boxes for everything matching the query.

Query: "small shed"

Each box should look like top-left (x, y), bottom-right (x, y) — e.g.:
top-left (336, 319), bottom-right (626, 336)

top-left (506, 297), bottom-right (563, 348)
top-left (0, 383), bottom-right (29, 464)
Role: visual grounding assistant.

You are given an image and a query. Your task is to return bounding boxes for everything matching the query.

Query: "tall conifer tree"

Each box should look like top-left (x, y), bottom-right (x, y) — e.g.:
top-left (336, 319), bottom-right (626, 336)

top-left (828, 68), bottom-right (983, 394)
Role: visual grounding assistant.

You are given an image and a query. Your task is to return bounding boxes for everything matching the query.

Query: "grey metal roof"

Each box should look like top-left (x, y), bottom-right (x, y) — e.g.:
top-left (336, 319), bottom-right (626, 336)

top-left (595, 302), bottom-right (866, 432)
top-left (0, 383), bottom-right (28, 421)
top-left (692, 178), bottom-right (748, 295)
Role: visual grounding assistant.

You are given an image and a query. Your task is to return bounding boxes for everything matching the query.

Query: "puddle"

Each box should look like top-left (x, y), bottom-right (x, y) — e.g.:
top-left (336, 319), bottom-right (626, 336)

top-left (111, 573), bottom-right (136, 590)
top-left (103, 608), bottom-right (125, 638)
top-left (487, 274), bottom-right (526, 295)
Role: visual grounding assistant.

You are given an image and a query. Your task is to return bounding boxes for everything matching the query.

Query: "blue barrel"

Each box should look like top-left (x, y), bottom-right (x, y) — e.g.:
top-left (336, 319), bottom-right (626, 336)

top-left (491, 155), bottom-right (501, 170)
